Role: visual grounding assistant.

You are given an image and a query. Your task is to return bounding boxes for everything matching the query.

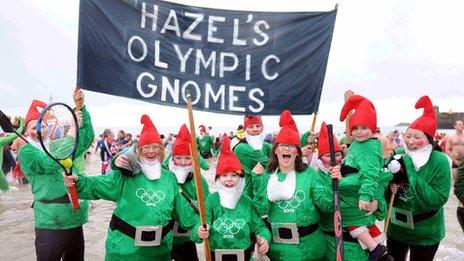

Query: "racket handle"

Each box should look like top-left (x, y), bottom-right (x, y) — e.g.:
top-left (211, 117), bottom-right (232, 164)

top-left (67, 185), bottom-right (80, 210)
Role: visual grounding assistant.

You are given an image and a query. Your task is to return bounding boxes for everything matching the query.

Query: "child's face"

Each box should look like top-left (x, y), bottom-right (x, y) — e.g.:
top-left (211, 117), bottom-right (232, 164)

top-left (320, 151), bottom-right (343, 168)
top-left (218, 172), bottom-right (241, 188)
top-left (172, 155), bottom-right (192, 167)
top-left (351, 125), bottom-right (372, 142)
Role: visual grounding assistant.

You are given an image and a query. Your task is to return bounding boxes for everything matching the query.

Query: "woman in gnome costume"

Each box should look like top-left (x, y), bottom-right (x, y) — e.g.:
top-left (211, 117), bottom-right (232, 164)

top-left (234, 115), bottom-right (272, 197)
top-left (12, 88), bottom-right (93, 261)
top-left (386, 96), bottom-right (451, 261)
top-left (315, 122), bottom-right (389, 261)
top-left (64, 115), bottom-right (199, 261)
top-left (252, 110), bottom-right (334, 261)
top-left (338, 95), bottom-right (391, 260)
top-left (192, 134), bottom-right (271, 261)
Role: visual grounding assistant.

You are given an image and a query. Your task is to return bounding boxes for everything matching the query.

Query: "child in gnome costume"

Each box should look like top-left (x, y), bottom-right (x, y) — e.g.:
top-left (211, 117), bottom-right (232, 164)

top-left (386, 96), bottom-right (451, 261)
top-left (192, 135), bottom-right (271, 261)
top-left (197, 125), bottom-right (214, 159)
top-left (252, 110), bottom-right (334, 261)
top-left (64, 115), bottom-right (199, 260)
top-left (315, 122), bottom-right (390, 261)
top-left (338, 95), bottom-right (390, 260)
top-left (233, 115), bottom-right (272, 198)
top-left (12, 88), bottom-right (93, 261)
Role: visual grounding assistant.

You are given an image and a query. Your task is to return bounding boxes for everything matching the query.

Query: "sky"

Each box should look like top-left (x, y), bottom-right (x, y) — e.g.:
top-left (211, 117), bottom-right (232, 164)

top-left (1, 0), bottom-right (463, 136)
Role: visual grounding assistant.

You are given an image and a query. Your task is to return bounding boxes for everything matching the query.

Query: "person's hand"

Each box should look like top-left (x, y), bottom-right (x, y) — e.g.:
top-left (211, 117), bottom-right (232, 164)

top-left (115, 154), bottom-right (130, 168)
top-left (253, 162), bottom-right (265, 175)
top-left (10, 116), bottom-right (20, 127)
top-left (197, 225), bottom-right (209, 239)
top-left (329, 166), bottom-right (341, 180)
top-left (11, 137), bottom-right (27, 153)
top-left (256, 236), bottom-right (269, 255)
top-left (73, 87), bottom-right (85, 110)
top-left (390, 183), bottom-right (398, 194)
top-left (358, 200), bottom-right (370, 211)
top-left (301, 146), bottom-right (311, 156)
top-left (62, 173), bottom-right (79, 187)
top-left (365, 199), bottom-right (378, 216)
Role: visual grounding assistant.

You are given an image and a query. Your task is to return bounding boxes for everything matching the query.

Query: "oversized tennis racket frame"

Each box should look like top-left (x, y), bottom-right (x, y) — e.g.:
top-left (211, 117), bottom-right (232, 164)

top-left (327, 124), bottom-right (344, 261)
top-left (36, 102), bottom-right (80, 210)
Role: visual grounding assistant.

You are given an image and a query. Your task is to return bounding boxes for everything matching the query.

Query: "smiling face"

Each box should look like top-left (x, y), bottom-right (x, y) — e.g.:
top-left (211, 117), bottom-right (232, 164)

top-left (172, 155), bottom-right (192, 167)
top-left (403, 128), bottom-right (430, 151)
top-left (275, 143), bottom-right (298, 170)
top-left (138, 142), bottom-right (163, 162)
top-left (351, 125), bottom-right (373, 142)
top-left (245, 123), bottom-right (263, 136)
top-left (218, 172), bottom-right (241, 188)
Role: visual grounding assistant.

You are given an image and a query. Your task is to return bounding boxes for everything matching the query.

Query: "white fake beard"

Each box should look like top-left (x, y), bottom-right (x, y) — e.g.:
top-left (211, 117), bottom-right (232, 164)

top-left (245, 133), bottom-right (264, 150)
top-left (267, 169), bottom-right (296, 202)
top-left (317, 159), bottom-right (329, 174)
top-left (168, 158), bottom-right (192, 184)
top-left (405, 144), bottom-right (433, 171)
top-left (140, 158), bottom-right (162, 180)
top-left (215, 178), bottom-right (245, 209)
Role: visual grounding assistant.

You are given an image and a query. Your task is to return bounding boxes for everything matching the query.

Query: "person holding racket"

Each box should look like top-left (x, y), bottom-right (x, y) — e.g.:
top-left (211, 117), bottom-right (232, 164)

top-left (386, 96), bottom-right (451, 261)
top-left (12, 88), bottom-right (94, 261)
top-left (251, 110), bottom-right (334, 261)
top-left (63, 114), bottom-right (199, 260)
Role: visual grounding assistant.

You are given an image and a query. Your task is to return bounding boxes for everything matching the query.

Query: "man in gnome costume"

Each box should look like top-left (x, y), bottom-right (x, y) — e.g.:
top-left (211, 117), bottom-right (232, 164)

top-left (64, 114), bottom-right (199, 260)
top-left (197, 125), bottom-right (214, 159)
top-left (12, 88), bottom-right (93, 261)
top-left (233, 115), bottom-right (272, 198)
top-left (386, 96), bottom-right (451, 261)
top-left (315, 122), bottom-right (388, 261)
top-left (193, 134), bottom-right (271, 261)
top-left (252, 110), bottom-right (334, 261)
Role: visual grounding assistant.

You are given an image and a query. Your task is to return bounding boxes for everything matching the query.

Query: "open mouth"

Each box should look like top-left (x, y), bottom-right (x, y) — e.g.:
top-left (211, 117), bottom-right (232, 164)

top-left (224, 183), bottom-right (235, 188)
top-left (282, 154), bottom-right (292, 160)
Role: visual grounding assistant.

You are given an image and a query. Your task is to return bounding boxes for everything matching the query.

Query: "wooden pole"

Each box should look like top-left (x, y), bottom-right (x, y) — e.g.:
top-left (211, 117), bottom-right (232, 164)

top-left (310, 112), bottom-right (318, 132)
top-left (186, 94), bottom-right (211, 261)
top-left (344, 90), bottom-right (354, 145)
top-left (384, 192), bottom-right (396, 233)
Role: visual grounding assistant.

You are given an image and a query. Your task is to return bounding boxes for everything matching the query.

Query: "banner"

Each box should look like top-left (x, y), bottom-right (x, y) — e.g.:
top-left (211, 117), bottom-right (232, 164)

top-left (77, 0), bottom-right (337, 115)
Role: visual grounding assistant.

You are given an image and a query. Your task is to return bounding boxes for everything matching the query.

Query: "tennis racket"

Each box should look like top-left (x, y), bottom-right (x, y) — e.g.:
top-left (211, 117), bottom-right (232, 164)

top-left (36, 102), bottom-right (80, 210)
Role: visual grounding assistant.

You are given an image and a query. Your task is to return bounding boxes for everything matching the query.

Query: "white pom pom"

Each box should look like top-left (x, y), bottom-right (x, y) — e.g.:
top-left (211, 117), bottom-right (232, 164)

top-left (388, 160), bottom-right (401, 173)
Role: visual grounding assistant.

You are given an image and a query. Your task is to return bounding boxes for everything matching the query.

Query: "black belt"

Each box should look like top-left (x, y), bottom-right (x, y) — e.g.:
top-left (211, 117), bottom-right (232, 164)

top-left (38, 194), bottom-right (70, 204)
top-left (278, 223), bottom-right (319, 239)
top-left (395, 209), bottom-right (439, 224)
top-left (109, 214), bottom-right (174, 241)
top-left (323, 230), bottom-right (358, 243)
top-left (211, 245), bottom-right (253, 261)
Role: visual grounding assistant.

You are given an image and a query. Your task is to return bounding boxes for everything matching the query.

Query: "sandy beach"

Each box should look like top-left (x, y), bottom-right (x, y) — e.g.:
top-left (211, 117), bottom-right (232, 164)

top-left (0, 151), bottom-right (463, 260)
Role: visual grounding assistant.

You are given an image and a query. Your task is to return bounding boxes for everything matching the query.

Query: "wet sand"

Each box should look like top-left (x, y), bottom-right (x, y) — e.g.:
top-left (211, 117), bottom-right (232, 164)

top-left (0, 152), bottom-right (462, 260)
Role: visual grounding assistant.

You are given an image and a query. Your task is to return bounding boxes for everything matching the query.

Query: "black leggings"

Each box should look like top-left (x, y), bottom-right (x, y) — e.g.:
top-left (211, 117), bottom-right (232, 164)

top-left (35, 226), bottom-right (84, 261)
top-left (171, 241), bottom-right (199, 261)
top-left (457, 206), bottom-right (464, 234)
top-left (387, 236), bottom-right (439, 261)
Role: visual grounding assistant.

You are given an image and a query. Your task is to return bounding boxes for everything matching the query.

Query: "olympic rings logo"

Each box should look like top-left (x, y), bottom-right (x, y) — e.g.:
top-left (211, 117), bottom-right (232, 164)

top-left (213, 218), bottom-right (246, 237)
top-left (277, 190), bottom-right (306, 212)
top-left (135, 188), bottom-right (166, 206)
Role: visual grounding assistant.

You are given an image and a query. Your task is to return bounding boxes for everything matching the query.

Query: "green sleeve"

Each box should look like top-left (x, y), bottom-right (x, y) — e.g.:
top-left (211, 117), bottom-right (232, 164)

top-left (75, 169), bottom-right (124, 202)
top-left (234, 143), bottom-right (270, 174)
top-left (0, 117), bottom-right (25, 146)
top-left (174, 189), bottom-right (200, 230)
top-left (18, 144), bottom-right (61, 175)
top-left (356, 152), bottom-right (382, 202)
top-left (454, 161), bottom-right (464, 203)
top-left (202, 177), bottom-right (210, 197)
top-left (250, 204), bottom-right (271, 242)
top-left (407, 155), bottom-right (451, 210)
top-left (161, 153), bottom-right (171, 170)
top-left (252, 172), bottom-right (271, 216)
top-left (311, 174), bottom-right (334, 212)
top-left (75, 106), bottom-right (95, 158)
top-left (199, 153), bottom-right (210, 170)
top-left (190, 194), bottom-right (214, 244)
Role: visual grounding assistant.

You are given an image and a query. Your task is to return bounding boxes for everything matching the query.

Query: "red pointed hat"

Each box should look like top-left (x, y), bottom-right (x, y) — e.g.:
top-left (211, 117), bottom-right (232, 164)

top-left (317, 122), bottom-right (342, 157)
top-left (244, 115), bottom-right (262, 129)
top-left (216, 134), bottom-right (243, 177)
top-left (199, 125), bottom-right (206, 133)
top-left (340, 95), bottom-right (377, 133)
top-left (409, 95), bottom-right (436, 138)
top-left (275, 110), bottom-right (300, 145)
top-left (172, 124), bottom-right (191, 156)
top-left (25, 100), bottom-right (47, 125)
top-left (138, 114), bottom-right (162, 147)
